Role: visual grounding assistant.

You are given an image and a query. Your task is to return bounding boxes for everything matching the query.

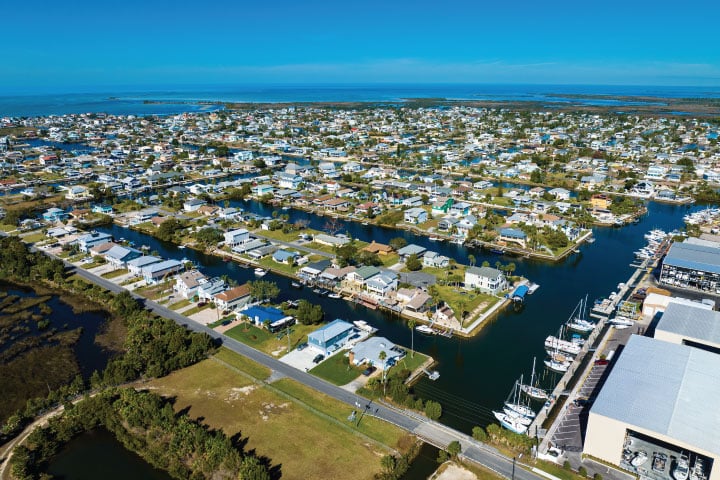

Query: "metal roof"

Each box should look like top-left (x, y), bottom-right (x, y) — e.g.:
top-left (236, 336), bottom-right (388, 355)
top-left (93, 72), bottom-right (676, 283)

top-left (657, 302), bottom-right (720, 347)
top-left (663, 241), bottom-right (720, 275)
top-left (590, 335), bottom-right (720, 456)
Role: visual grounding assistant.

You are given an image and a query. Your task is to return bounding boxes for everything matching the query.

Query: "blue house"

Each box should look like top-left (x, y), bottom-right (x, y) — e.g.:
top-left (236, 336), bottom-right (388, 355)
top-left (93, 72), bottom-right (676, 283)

top-left (273, 249), bottom-right (299, 264)
top-left (498, 228), bottom-right (528, 247)
top-left (42, 207), bottom-right (68, 223)
top-left (92, 205), bottom-right (114, 215)
top-left (308, 319), bottom-right (355, 355)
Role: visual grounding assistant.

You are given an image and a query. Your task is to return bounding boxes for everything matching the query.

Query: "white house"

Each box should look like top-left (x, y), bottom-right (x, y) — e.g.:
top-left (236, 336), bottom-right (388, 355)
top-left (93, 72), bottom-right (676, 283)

top-left (183, 198), bottom-right (206, 212)
top-left (214, 284), bottom-right (252, 312)
top-left (174, 270), bottom-right (207, 299)
top-left (403, 207), bottom-right (428, 224)
top-left (223, 228), bottom-right (250, 247)
top-left (464, 266), bottom-right (507, 294)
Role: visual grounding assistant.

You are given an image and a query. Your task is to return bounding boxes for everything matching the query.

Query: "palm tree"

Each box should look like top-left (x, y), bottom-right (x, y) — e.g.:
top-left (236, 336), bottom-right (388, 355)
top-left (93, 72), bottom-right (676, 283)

top-left (407, 319), bottom-right (416, 358)
top-left (468, 254), bottom-right (476, 267)
top-left (378, 350), bottom-right (387, 397)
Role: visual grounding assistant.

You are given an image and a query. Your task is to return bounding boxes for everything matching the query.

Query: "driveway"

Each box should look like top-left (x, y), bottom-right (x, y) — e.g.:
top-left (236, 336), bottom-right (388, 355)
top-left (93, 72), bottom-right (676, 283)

top-left (280, 347), bottom-right (324, 372)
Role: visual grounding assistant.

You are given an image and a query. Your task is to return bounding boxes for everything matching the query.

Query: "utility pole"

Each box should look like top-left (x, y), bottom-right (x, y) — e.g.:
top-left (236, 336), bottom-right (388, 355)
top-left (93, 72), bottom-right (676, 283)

top-left (512, 457), bottom-right (516, 480)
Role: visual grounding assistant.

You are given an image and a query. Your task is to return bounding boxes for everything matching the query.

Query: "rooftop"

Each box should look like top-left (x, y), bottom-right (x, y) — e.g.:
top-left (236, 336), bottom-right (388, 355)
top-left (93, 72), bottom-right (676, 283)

top-left (663, 241), bottom-right (720, 275)
top-left (656, 302), bottom-right (720, 347)
top-left (590, 335), bottom-right (720, 456)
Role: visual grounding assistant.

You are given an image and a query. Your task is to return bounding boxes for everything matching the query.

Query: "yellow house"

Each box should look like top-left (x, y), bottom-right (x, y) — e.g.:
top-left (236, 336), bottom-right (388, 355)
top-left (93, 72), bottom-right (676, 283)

top-left (590, 194), bottom-right (611, 210)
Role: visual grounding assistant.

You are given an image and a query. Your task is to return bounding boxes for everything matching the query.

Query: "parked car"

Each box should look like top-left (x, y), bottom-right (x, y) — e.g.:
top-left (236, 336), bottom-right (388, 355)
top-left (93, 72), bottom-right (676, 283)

top-left (312, 353), bottom-right (324, 364)
top-left (362, 366), bottom-right (376, 376)
top-left (594, 358), bottom-right (609, 366)
top-left (296, 342), bottom-right (308, 351)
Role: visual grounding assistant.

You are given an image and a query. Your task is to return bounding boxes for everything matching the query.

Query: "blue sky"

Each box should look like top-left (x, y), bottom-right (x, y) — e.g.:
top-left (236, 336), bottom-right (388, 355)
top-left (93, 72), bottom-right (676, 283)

top-left (3, 0), bottom-right (720, 91)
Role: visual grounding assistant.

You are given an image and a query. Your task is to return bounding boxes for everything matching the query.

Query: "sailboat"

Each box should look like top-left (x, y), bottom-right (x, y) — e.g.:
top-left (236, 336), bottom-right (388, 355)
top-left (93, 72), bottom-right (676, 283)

top-left (566, 294), bottom-right (595, 334)
top-left (519, 357), bottom-right (549, 400)
top-left (504, 377), bottom-right (536, 419)
top-left (492, 410), bottom-right (529, 435)
top-left (545, 325), bottom-right (582, 356)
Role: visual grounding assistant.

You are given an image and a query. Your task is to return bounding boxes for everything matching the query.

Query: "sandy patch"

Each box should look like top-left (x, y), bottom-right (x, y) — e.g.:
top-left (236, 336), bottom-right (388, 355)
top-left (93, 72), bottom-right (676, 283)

top-left (432, 463), bottom-right (476, 480)
top-left (226, 385), bottom-right (257, 401)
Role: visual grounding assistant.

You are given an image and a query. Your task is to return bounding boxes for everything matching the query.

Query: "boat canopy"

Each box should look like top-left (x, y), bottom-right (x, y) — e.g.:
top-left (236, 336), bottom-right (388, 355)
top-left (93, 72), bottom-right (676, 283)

top-left (511, 285), bottom-right (529, 301)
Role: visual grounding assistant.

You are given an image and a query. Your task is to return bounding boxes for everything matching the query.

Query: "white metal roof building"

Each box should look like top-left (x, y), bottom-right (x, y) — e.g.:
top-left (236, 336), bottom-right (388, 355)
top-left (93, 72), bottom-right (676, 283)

top-left (584, 335), bottom-right (720, 480)
top-left (660, 241), bottom-right (720, 293)
top-left (655, 302), bottom-right (720, 352)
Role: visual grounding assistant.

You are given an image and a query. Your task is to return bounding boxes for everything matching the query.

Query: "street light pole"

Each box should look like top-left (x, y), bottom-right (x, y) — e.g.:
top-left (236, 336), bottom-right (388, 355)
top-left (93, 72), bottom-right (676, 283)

top-left (512, 456), bottom-right (516, 480)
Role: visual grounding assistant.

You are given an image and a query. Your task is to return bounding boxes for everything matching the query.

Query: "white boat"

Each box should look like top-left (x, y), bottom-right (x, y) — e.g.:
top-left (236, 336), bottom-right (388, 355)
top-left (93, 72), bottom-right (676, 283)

top-left (674, 455), bottom-right (690, 480)
top-left (254, 268), bottom-right (268, 277)
top-left (178, 245), bottom-right (186, 249)
top-left (451, 237), bottom-right (464, 245)
top-left (504, 378), bottom-right (536, 420)
top-left (327, 293), bottom-right (341, 299)
top-left (493, 411), bottom-right (528, 435)
top-left (545, 357), bottom-right (571, 373)
top-left (631, 451), bottom-right (649, 468)
top-left (610, 316), bottom-right (634, 329)
top-left (429, 236), bottom-right (439, 242)
top-left (689, 458), bottom-right (706, 480)
top-left (502, 407), bottom-right (532, 425)
top-left (527, 283), bottom-right (540, 294)
top-left (519, 357), bottom-right (549, 400)
top-left (545, 335), bottom-right (582, 356)
top-left (566, 294), bottom-right (596, 333)
top-left (415, 324), bottom-right (436, 335)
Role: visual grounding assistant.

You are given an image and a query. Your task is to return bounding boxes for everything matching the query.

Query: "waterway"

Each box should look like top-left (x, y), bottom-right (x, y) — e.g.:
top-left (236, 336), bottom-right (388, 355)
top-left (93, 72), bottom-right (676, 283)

top-left (45, 428), bottom-right (173, 480)
top-left (95, 200), bottom-right (702, 433)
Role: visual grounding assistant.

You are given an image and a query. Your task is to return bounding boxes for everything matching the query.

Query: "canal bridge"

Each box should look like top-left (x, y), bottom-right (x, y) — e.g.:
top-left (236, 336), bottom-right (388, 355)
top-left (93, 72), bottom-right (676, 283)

top-left (57, 254), bottom-right (547, 480)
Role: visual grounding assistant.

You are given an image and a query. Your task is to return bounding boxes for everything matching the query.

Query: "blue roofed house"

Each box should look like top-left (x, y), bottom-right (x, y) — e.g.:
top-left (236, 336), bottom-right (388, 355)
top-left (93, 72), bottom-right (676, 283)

top-left (307, 319), bottom-right (355, 356)
top-left (423, 251), bottom-right (450, 268)
top-left (141, 259), bottom-right (184, 285)
top-left (239, 305), bottom-right (286, 326)
top-left (77, 231), bottom-right (113, 252)
top-left (273, 249), bottom-right (300, 265)
top-left (127, 255), bottom-right (163, 276)
top-left (456, 215), bottom-right (478, 238)
top-left (403, 207), bottom-right (427, 224)
top-left (197, 277), bottom-right (227, 301)
top-left (223, 228), bottom-right (250, 248)
top-left (92, 205), bottom-right (114, 215)
top-left (498, 227), bottom-right (528, 248)
top-left (42, 207), bottom-right (68, 223)
top-left (103, 245), bottom-right (142, 269)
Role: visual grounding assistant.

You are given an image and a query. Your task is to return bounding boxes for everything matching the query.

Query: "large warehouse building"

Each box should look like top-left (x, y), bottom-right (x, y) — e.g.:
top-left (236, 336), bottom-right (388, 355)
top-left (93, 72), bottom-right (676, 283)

top-left (659, 241), bottom-right (720, 293)
top-left (584, 335), bottom-right (719, 480)
top-left (654, 302), bottom-right (720, 353)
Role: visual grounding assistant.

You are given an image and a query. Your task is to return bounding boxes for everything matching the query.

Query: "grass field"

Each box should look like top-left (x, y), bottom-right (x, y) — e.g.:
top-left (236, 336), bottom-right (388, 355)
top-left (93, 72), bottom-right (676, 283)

top-left (101, 268), bottom-right (129, 279)
top-left (257, 256), bottom-right (301, 276)
top-left (181, 303), bottom-right (210, 316)
top-left (214, 347), bottom-right (271, 379)
top-left (147, 356), bottom-right (408, 480)
top-left (309, 350), bottom-right (364, 385)
top-left (168, 298), bottom-right (192, 310)
top-left (21, 232), bottom-right (46, 243)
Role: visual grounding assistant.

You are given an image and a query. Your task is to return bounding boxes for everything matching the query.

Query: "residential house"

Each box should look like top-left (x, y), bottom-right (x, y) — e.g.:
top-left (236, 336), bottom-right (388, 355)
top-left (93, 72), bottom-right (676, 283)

top-left (273, 249), bottom-right (299, 264)
top-left (127, 256), bottom-right (163, 276)
top-left (214, 284), bottom-right (252, 312)
top-left (223, 228), bottom-right (250, 247)
top-left (438, 216), bottom-right (459, 232)
top-left (549, 188), bottom-right (571, 200)
top-left (590, 194), bottom-right (612, 210)
top-left (403, 207), bottom-right (427, 224)
top-left (183, 198), bottom-right (206, 212)
top-left (42, 207), bottom-right (68, 223)
top-left (397, 244), bottom-right (427, 259)
top-left (141, 259), bottom-right (184, 285)
top-left (239, 306), bottom-right (288, 328)
top-left (92, 205), bottom-right (114, 215)
top-left (252, 184), bottom-right (274, 196)
top-left (174, 270), bottom-right (207, 299)
top-left (197, 277), bottom-right (227, 301)
top-left (349, 337), bottom-right (403, 367)
top-left (363, 241), bottom-right (393, 256)
top-left (423, 251), bottom-right (450, 268)
top-left (103, 245), bottom-right (142, 269)
top-left (498, 227), bottom-right (527, 247)
top-left (348, 265), bottom-right (381, 287)
top-left (456, 215), bottom-right (478, 238)
top-left (365, 271), bottom-right (399, 297)
top-left (65, 185), bottom-right (92, 200)
top-left (464, 266), bottom-right (507, 294)
top-left (307, 319), bottom-right (355, 355)
top-left (77, 231), bottom-right (113, 252)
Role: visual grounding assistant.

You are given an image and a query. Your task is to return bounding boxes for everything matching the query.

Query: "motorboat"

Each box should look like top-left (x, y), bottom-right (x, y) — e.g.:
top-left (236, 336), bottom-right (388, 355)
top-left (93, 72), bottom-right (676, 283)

top-left (674, 455), bottom-right (690, 480)
top-left (327, 292), bottom-right (341, 299)
top-left (493, 410), bottom-right (528, 435)
top-left (611, 316), bottom-right (634, 329)
top-left (291, 281), bottom-right (302, 288)
top-left (254, 268), bottom-right (268, 277)
top-left (653, 452), bottom-right (668, 473)
top-left (631, 451), bottom-right (649, 468)
top-left (689, 458), bottom-right (706, 480)
top-left (415, 324), bottom-right (436, 335)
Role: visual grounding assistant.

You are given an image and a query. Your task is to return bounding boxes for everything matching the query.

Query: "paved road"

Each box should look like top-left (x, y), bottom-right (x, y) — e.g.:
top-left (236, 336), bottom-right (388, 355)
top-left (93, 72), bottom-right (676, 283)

top-left (63, 258), bottom-right (544, 480)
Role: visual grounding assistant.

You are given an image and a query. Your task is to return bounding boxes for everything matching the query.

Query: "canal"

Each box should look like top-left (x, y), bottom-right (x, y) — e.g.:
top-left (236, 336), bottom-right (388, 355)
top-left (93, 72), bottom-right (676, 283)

top-left (96, 200), bottom-right (701, 433)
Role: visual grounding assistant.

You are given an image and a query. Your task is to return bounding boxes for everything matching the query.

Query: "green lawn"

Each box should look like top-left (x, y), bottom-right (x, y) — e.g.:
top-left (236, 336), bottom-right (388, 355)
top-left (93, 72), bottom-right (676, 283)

top-left (309, 350), bottom-right (364, 386)
top-left (182, 303), bottom-right (210, 316)
top-left (213, 347), bottom-right (271, 379)
top-left (257, 256), bottom-right (301, 275)
top-left (101, 268), bottom-right (129, 279)
top-left (0, 224), bottom-right (16, 233)
top-left (434, 284), bottom-right (499, 321)
top-left (225, 321), bottom-right (318, 355)
top-left (304, 241), bottom-right (337, 255)
top-left (255, 227), bottom-right (321, 243)
top-left (168, 298), bottom-right (192, 310)
top-left (389, 351), bottom-right (429, 376)
top-left (22, 232), bottom-right (46, 243)
top-left (379, 252), bottom-right (400, 267)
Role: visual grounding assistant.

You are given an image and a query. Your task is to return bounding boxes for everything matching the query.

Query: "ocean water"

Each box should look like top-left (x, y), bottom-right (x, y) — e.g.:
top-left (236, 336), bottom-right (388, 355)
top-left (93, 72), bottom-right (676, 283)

top-left (1, 84), bottom-right (719, 118)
